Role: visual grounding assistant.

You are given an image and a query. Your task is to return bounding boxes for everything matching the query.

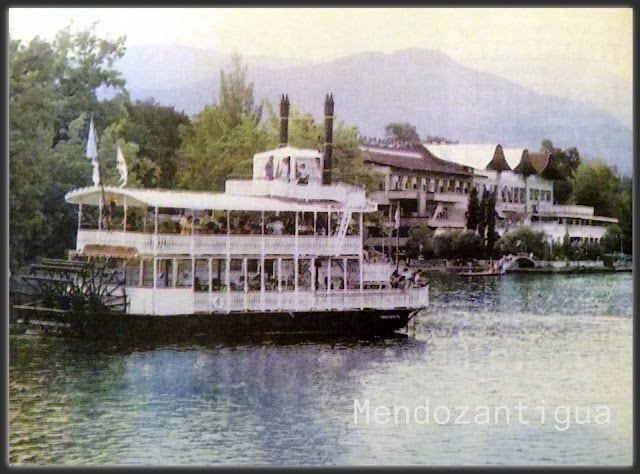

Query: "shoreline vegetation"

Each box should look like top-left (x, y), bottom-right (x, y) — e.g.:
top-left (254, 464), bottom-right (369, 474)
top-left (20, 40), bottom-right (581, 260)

top-left (409, 258), bottom-right (632, 275)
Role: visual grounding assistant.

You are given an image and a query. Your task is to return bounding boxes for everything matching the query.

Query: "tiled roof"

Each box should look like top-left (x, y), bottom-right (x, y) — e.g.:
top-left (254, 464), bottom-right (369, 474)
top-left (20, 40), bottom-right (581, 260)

top-left (527, 152), bottom-right (551, 174)
top-left (361, 145), bottom-right (474, 177)
top-left (487, 144), bottom-right (512, 172)
top-left (513, 150), bottom-right (550, 176)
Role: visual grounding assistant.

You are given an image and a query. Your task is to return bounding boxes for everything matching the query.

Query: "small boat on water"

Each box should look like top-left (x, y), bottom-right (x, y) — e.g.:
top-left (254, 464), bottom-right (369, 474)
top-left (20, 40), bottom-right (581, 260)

top-left (458, 267), bottom-right (506, 277)
top-left (11, 95), bottom-right (429, 340)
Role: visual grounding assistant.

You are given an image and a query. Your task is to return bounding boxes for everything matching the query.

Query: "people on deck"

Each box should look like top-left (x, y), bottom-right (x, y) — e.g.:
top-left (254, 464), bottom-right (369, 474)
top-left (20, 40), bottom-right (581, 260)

top-left (276, 156), bottom-right (291, 182)
top-left (265, 155), bottom-right (274, 181)
top-left (180, 215), bottom-right (193, 235)
top-left (297, 163), bottom-right (309, 185)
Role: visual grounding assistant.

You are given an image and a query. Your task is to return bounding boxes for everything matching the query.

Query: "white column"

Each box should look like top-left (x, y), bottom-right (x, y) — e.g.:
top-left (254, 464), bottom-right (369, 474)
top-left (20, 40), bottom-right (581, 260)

top-left (208, 257), bottom-right (212, 309)
top-left (294, 212), bottom-right (299, 296)
top-left (359, 212), bottom-right (364, 292)
top-left (152, 257), bottom-right (158, 315)
top-left (123, 197), bottom-right (128, 231)
top-left (343, 257), bottom-right (348, 293)
top-left (78, 203), bottom-right (83, 234)
top-left (225, 210), bottom-right (231, 312)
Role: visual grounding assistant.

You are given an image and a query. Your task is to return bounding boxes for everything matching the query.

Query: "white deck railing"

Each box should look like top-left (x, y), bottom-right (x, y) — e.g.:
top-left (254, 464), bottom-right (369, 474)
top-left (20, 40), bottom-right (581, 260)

top-left (126, 287), bottom-right (429, 315)
top-left (77, 230), bottom-right (361, 256)
top-left (225, 179), bottom-right (368, 206)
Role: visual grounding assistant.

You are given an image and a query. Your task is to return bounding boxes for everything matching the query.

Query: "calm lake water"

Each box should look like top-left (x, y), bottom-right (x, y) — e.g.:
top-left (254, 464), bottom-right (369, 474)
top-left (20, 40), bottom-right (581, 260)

top-left (8, 272), bottom-right (633, 466)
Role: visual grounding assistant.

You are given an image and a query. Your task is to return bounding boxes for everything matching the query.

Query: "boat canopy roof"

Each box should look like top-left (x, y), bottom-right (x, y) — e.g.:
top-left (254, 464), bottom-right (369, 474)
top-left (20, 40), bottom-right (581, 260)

top-left (65, 186), bottom-right (374, 212)
top-left (252, 146), bottom-right (323, 180)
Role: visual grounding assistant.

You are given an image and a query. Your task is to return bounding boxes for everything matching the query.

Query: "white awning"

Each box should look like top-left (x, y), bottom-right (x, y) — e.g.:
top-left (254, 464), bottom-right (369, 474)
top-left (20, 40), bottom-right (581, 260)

top-left (65, 186), bottom-right (375, 212)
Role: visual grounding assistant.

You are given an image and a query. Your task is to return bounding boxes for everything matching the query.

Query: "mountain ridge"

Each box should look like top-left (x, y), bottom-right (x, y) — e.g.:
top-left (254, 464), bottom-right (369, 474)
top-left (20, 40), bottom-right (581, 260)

top-left (114, 45), bottom-right (633, 176)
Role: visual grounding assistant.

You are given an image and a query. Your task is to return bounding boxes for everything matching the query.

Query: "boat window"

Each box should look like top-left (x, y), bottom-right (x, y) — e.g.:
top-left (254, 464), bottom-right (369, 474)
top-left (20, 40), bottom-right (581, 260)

top-left (329, 213), bottom-right (339, 236)
top-left (347, 258), bottom-right (361, 289)
top-left (141, 258), bottom-right (154, 287)
top-left (176, 259), bottom-right (193, 288)
top-left (297, 258), bottom-right (312, 290)
top-left (298, 212), bottom-right (314, 235)
top-left (156, 259), bottom-right (174, 288)
top-left (229, 258), bottom-right (245, 291)
top-left (247, 258), bottom-right (261, 291)
top-left (125, 258), bottom-right (141, 286)
top-left (264, 259), bottom-right (278, 291)
top-left (316, 212), bottom-right (328, 236)
top-left (210, 259), bottom-right (226, 291)
top-left (193, 259), bottom-right (208, 291)
top-left (281, 259), bottom-right (294, 290)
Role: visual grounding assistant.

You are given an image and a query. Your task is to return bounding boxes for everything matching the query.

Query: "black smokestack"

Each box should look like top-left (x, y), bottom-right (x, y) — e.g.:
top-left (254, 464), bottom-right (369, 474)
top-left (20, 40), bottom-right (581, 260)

top-left (322, 93), bottom-right (334, 185)
top-left (279, 94), bottom-right (289, 148)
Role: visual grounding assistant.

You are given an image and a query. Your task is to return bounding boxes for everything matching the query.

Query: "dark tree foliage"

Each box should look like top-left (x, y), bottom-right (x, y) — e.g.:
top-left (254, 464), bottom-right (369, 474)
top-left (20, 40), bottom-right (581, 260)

top-left (485, 190), bottom-right (499, 258)
top-left (465, 186), bottom-right (480, 232)
top-left (540, 139), bottom-right (581, 204)
top-left (477, 190), bottom-right (488, 243)
top-left (384, 122), bottom-right (421, 144)
top-left (121, 99), bottom-right (190, 188)
top-left (9, 26), bottom-right (127, 270)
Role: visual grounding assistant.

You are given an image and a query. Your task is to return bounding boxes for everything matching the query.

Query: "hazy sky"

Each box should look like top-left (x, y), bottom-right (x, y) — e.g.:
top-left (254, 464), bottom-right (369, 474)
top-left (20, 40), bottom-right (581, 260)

top-left (9, 8), bottom-right (632, 79)
top-left (9, 7), bottom-right (633, 126)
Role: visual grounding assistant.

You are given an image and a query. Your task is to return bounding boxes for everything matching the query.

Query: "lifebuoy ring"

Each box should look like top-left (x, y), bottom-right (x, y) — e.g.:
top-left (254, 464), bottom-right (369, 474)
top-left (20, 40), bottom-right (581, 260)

top-left (212, 296), bottom-right (223, 310)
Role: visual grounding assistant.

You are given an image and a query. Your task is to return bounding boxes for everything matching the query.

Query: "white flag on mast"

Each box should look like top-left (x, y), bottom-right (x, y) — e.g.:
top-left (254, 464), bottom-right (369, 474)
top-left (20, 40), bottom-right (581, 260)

top-left (116, 145), bottom-right (128, 188)
top-left (86, 117), bottom-right (100, 186)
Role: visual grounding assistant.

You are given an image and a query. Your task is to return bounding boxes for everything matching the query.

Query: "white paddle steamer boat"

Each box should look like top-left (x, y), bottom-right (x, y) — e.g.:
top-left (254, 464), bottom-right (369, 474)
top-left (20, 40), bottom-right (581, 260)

top-left (13, 96), bottom-right (428, 339)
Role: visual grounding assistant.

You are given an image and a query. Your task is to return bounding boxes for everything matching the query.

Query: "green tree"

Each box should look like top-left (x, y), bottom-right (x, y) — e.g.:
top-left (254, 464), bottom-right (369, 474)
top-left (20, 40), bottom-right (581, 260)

top-left (384, 122), bottom-right (420, 143)
top-left (432, 230), bottom-right (458, 259)
top-left (600, 223), bottom-right (624, 254)
top-left (219, 53), bottom-right (263, 127)
top-left (454, 230), bottom-right (484, 260)
top-left (616, 176), bottom-right (632, 254)
top-left (120, 99), bottom-right (190, 187)
top-left (177, 55), bottom-right (270, 191)
top-left (465, 186), bottom-right (480, 232)
top-left (485, 190), bottom-right (499, 258)
top-left (571, 160), bottom-right (619, 217)
top-left (332, 123), bottom-right (381, 192)
top-left (497, 227), bottom-right (547, 258)
top-left (405, 225), bottom-right (434, 260)
top-left (9, 37), bottom-right (60, 268)
top-left (51, 23), bottom-right (127, 145)
top-left (540, 139), bottom-right (581, 204)
top-left (9, 27), bottom-right (127, 270)
top-left (477, 190), bottom-right (488, 242)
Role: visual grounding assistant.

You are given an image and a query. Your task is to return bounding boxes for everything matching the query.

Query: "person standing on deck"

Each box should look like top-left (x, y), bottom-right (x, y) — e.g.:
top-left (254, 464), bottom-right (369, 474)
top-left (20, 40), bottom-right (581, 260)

top-left (276, 156), bottom-right (291, 182)
top-left (265, 155), bottom-right (274, 180)
top-left (297, 163), bottom-right (309, 185)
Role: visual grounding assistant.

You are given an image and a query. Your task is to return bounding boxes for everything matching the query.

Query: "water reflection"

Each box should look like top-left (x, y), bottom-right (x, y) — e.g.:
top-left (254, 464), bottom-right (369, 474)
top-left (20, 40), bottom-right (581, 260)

top-left (10, 333), bottom-right (428, 465)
